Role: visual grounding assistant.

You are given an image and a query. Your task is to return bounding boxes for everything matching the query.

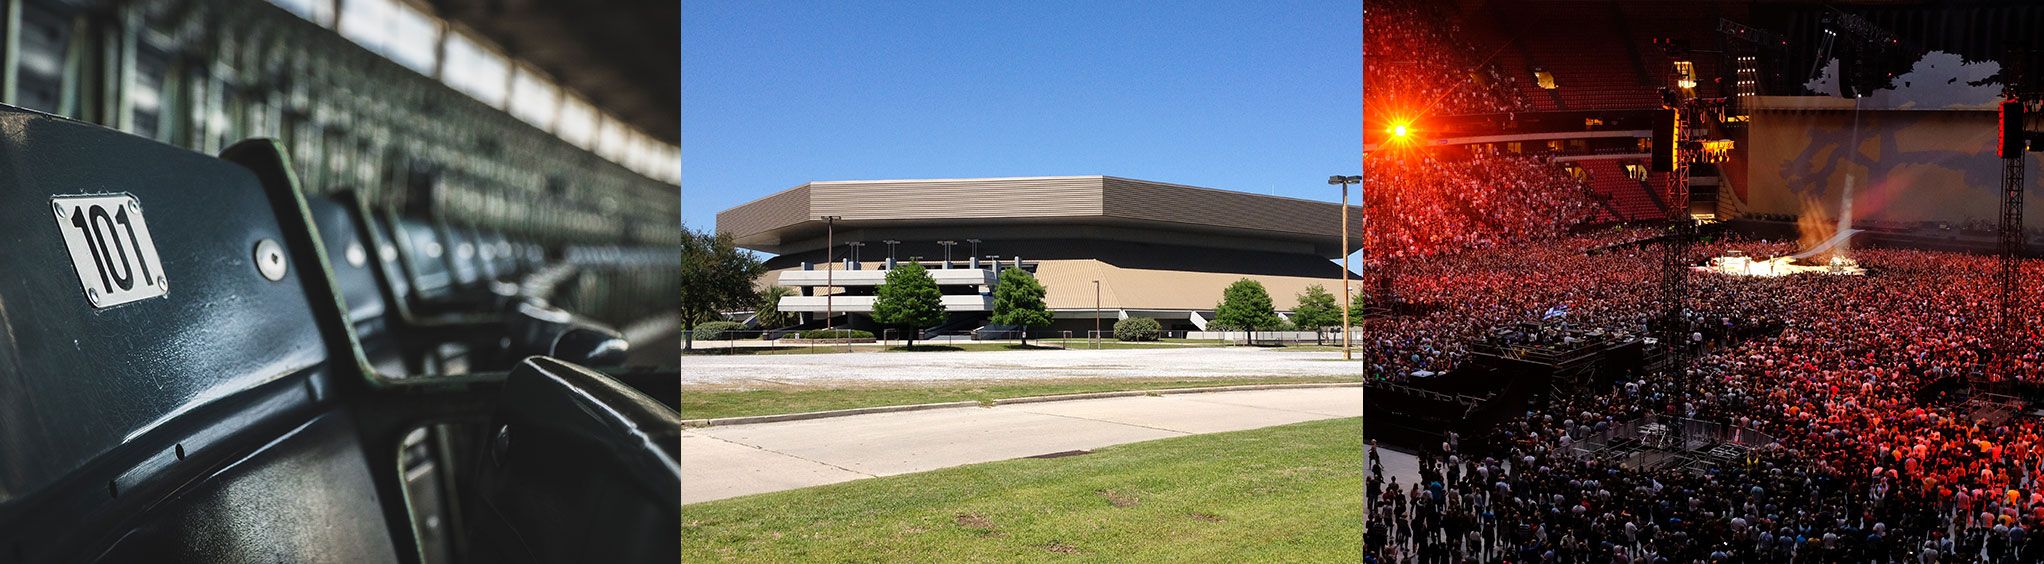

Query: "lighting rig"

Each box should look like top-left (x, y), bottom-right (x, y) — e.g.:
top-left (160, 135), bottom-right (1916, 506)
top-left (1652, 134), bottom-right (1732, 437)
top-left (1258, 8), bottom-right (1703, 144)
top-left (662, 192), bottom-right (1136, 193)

top-left (1996, 50), bottom-right (2044, 361)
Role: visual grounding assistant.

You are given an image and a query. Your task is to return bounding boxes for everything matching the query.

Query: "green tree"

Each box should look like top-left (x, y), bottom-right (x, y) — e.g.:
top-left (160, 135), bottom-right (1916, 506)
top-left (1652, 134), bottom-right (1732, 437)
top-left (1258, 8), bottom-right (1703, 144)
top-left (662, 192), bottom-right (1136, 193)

top-left (680, 228), bottom-right (767, 351)
top-left (990, 267), bottom-right (1053, 345)
top-left (1290, 284), bottom-right (1342, 345)
top-left (871, 262), bottom-right (948, 348)
top-left (754, 285), bottom-right (797, 328)
top-left (1214, 278), bottom-right (1282, 345)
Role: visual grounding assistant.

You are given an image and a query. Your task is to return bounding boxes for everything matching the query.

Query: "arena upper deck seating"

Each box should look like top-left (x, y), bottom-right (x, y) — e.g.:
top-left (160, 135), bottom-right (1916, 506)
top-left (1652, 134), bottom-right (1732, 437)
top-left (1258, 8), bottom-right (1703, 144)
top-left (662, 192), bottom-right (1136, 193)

top-left (1579, 159), bottom-right (1668, 222)
top-left (1490, 2), bottom-right (1663, 111)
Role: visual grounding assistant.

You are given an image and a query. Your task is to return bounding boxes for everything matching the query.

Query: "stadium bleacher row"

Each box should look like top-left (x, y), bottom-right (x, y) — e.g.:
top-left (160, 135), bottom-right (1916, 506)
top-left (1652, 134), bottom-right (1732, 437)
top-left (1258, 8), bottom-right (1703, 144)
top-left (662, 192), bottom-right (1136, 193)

top-left (1577, 159), bottom-right (1669, 223)
top-left (0, 105), bottom-right (678, 563)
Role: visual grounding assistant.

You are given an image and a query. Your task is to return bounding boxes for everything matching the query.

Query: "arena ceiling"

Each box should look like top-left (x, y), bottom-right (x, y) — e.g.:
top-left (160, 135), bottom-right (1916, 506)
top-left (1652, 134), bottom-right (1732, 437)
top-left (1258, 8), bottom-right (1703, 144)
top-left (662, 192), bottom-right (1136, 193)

top-left (427, 0), bottom-right (679, 144)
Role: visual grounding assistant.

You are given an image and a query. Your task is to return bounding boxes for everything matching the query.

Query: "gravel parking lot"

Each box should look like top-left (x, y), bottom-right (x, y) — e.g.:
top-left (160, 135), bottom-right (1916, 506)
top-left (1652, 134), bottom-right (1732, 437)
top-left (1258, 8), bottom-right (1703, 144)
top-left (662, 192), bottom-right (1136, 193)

top-left (681, 347), bottom-right (1359, 386)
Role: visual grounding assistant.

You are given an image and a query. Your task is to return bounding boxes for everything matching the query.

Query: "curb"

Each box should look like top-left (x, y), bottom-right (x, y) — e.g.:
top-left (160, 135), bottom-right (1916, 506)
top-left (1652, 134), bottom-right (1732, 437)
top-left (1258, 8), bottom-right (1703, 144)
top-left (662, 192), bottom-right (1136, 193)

top-left (680, 381), bottom-right (1362, 428)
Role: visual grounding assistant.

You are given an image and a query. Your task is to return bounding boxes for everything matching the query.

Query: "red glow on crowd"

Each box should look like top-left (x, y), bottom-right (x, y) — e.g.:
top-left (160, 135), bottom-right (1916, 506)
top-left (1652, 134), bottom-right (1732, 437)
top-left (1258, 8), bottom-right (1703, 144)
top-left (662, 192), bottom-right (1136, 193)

top-left (1364, 2), bottom-right (1596, 266)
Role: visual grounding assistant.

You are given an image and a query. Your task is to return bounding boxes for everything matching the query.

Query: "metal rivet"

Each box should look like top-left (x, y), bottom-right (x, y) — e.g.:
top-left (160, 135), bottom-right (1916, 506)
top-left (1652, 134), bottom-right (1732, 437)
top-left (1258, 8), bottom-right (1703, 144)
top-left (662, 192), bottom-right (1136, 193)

top-left (345, 242), bottom-right (367, 267)
top-left (254, 239), bottom-right (288, 281)
top-left (52, 201), bottom-right (65, 218)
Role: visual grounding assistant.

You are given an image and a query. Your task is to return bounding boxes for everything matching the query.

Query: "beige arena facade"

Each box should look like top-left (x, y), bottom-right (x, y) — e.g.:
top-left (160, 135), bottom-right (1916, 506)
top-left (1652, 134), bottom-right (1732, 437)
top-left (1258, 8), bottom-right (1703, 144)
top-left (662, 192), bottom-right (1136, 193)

top-left (715, 176), bottom-right (1362, 335)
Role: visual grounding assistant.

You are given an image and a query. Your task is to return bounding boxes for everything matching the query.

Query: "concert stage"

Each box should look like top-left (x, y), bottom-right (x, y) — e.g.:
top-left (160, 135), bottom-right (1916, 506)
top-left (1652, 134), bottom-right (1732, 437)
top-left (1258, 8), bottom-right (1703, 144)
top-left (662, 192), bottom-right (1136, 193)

top-left (1700, 250), bottom-right (1865, 277)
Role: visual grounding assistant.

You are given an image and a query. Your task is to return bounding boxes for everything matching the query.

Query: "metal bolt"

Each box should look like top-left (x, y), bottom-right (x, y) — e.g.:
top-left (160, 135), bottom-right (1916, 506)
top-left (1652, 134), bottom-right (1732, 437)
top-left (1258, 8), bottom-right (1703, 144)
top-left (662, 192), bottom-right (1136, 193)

top-left (52, 201), bottom-right (65, 217)
top-left (254, 239), bottom-right (288, 281)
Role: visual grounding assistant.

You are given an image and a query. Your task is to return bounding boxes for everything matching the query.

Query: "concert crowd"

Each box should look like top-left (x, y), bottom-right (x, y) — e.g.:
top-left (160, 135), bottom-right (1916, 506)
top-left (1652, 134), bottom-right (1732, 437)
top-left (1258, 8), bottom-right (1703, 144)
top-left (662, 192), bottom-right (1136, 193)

top-left (1363, 0), bottom-right (1601, 264)
top-left (1367, 238), bottom-right (2044, 563)
top-left (1363, 1), bottom-right (1531, 117)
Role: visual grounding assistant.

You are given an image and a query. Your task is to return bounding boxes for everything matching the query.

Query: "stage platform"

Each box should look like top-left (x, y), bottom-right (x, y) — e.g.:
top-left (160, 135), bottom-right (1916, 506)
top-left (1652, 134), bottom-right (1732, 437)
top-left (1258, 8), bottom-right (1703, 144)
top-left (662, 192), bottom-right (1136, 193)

top-left (1700, 251), bottom-right (1865, 277)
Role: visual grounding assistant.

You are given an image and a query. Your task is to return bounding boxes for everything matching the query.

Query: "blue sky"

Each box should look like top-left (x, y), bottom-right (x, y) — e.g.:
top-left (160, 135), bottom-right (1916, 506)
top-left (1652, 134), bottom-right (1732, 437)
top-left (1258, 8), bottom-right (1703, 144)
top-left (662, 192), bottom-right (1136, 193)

top-left (681, 0), bottom-right (1361, 233)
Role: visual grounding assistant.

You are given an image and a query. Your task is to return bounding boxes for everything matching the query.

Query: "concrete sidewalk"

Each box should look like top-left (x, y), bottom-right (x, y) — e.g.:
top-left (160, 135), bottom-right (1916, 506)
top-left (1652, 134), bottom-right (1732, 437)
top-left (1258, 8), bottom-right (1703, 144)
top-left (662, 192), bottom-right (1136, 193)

top-left (681, 387), bottom-right (1362, 504)
top-left (683, 346), bottom-right (1358, 385)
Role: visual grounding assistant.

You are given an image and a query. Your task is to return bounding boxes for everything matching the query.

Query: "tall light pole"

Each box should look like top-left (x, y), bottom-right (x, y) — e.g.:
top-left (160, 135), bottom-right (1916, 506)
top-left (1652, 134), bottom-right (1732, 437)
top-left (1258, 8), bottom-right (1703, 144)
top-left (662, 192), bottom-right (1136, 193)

top-left (966, 239), bottom-right (982, 266)
top-left (938, 240), bottom-right (957, 268)
top-left (883, 239), bottom-right (901, 265)
top-left (1093, 279), bottom-right (1102, 349)
top-left (847, 241), bottom-right (865, 268)
top-left (821, 216), bottom-right (842, 335)
top-left (1330, 175), bottom-right (1360, 360)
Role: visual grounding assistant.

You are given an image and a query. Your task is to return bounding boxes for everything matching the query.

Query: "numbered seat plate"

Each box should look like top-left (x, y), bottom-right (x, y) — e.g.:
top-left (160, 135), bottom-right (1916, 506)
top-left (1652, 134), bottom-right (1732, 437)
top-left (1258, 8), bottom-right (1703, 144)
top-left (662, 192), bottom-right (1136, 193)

top-left (51, 194), bottom-right (169, 308)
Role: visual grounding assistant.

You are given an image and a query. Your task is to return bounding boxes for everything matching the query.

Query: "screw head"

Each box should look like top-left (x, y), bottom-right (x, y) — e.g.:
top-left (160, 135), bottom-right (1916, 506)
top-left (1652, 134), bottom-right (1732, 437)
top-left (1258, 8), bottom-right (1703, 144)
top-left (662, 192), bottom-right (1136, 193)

top-left (254, 239), bottom-right (288, 281)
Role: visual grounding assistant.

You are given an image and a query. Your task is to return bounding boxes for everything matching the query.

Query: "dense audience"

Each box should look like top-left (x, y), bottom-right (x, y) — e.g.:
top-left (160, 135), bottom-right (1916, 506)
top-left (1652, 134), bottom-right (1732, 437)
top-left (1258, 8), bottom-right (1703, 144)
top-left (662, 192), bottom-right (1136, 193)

top-left (1364, 1), bottom-right (1531, 117)
top-left (1364, 0), bottom-right (1609, 263)
top-left (1365, 152), bottom-right (1603, 263)
top-left (1367, 238), bottom-right (2044, 562)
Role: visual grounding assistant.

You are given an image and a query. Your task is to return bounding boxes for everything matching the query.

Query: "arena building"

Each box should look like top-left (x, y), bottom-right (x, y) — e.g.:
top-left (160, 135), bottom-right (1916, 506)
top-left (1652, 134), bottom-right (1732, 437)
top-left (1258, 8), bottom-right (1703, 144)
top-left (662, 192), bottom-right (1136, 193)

top-left (715, 176), bottom-right (1362, 336)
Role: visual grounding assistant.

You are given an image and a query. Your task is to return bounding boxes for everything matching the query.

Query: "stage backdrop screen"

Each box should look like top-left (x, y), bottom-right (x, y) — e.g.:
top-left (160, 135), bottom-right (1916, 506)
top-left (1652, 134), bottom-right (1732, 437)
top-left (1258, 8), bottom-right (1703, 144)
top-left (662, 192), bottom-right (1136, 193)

top-left (1740, 98), bottom-right (2044, 225)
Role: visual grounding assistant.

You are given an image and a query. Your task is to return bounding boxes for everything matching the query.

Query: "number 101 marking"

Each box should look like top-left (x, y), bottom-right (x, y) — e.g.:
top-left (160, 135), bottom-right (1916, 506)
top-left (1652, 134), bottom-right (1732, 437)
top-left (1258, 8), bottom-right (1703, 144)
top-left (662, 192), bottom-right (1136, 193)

top-left (52, 194), bottom-right (169, 308)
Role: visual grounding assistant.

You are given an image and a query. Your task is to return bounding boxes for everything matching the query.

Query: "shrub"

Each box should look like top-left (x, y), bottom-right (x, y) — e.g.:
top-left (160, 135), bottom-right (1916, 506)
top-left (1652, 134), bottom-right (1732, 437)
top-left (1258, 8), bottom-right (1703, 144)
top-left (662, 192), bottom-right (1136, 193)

top-left (691, 321), bottom-right (749, 341)
top-left (1115, 317), bottom-right (1163, 341)
top-left (798, 329), bottom-right (874, 340)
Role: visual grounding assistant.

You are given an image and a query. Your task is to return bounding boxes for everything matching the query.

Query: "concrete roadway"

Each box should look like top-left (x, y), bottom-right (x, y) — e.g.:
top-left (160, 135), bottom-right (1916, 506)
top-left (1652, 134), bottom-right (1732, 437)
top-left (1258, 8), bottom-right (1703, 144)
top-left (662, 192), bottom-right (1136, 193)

top-left (681, 386), bottom-right (1362, 505)
top-left (682, 346), bottom-right (1359, 386)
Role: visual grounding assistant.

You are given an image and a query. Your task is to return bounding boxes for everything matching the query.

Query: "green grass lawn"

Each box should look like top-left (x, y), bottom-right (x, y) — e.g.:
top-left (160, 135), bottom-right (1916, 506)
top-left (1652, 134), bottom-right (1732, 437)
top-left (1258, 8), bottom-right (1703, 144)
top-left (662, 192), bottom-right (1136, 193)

top-left (682, 376), bottom-right (1361, 420)
top-left (681, 417), bottom-right (1364, 562)
top-left (880, 343), bottom-right (1069, 352)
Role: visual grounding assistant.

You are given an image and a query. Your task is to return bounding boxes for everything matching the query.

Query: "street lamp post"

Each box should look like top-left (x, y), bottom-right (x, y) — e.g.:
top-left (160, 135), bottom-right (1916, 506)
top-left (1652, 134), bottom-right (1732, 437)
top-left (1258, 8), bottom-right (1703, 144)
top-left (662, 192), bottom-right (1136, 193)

top-left (882, 239), bottom-right (900, 267)
top-left (847, 241), bottom-right (865, 269)
top-left (938, 240), bottom-right (957, 269)
top-left (821, 215), bottom-right (842, 335)
top-left (1330, 175), bottom-right (1360, 360)
top-left (1093, 279), bottom-right (1102, 349)
top-left (966, 239), bottom-right (982, 268)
